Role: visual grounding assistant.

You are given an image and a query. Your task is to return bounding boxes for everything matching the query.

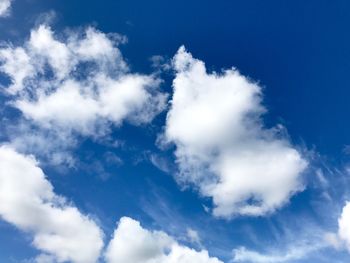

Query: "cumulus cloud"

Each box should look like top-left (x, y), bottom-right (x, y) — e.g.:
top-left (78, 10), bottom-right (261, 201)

top-left (322, 202), bottom-right (350, 254)
top-left (0, 25), bottom-right (167, 161)
top-left (338, 202), bottom-right (350, 252)
top-left (105, 217), bottom-right (223, 263)
top-left (0, 145), bottom-right (223, 263)
top-left (0, 146), bottom-right (104, 263)
top-left (163, 46), bottom-right (308, 217)
top-left (0, 0), bottom-right (12, 17)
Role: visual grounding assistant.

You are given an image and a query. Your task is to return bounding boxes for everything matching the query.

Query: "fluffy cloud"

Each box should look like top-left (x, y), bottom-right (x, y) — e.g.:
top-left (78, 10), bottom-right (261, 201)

top-left (0, 145), bottom-right (222, 263)
top-left (105, 217), bottom-right (223, 263)
top-left (0, 0), bottom-right (11, 17)
top-left (325, 202), bottom-right (350, 254)
top-left (0, 24), bottom-right (166, 137)
top-left (338, 202), bottom-right (350, 252)
top-left (163, 46), bottom-right (307, 217)
top-left (0, 146), bottom-right (104, 263)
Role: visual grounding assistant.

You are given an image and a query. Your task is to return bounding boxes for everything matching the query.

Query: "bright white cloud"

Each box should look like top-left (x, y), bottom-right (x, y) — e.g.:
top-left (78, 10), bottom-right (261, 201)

top-left (105, 217), bottom-right (223, 263)
top-left (0, 0), bottom-right (11, 17)
top-left (338, 202), bottom-right (350, 252)
top-left (0, 24), bottom-right (167, 166)
top-left (163, 46), bottom-right (307, 217)
top-left (0, 146), bottom-right (104, 263)
top-left (0, 24), bottom-right (166, 137)
top-left (325, 202), bottom-right (350, 254)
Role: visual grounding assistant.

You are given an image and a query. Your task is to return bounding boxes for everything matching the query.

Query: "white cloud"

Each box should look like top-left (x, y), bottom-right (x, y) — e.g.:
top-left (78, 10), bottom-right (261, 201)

top-left (148, 152), bottom-right (172, 174)
top-left (163, 46), bottom-right (307, 217)
top-left (0, 145), bottom-right (224, 263)
top-left (233, 226), bottom-right (331, 263)
top-left (105, 217), bottom-right (223, 263)
top-left (0, 146), bottom-right (104, 263)
top-left (186, 228), bottom-right (201, 245)
top-left (0, 24), bottom-right (167, 166)
top-left (232, 243), bottom-right (324, 263)
top-left (7, 121), bottom-right (78, 167)
top-left (0, 25), bottom-right (166, 148)
top-left (338, 202), bottom-right (350, 252)
top-left (0, 47), bottom-right (33, 93)
top-left (0, 0), bottom-right (12, 17)
top-left (324, 202), bottom-right (350, 254)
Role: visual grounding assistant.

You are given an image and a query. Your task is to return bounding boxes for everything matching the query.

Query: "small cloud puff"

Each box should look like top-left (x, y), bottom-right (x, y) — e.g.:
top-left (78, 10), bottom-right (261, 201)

top-left (0, 0), bottom-right (12, 17)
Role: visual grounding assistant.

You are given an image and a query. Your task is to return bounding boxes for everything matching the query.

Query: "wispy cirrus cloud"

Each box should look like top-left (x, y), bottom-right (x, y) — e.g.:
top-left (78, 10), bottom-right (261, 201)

top-left (232, 242), bottom-right (326, 263)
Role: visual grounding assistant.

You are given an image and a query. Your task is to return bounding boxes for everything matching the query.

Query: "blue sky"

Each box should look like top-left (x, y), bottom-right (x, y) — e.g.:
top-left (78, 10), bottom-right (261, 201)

top-left (0, 0), bottom-right (350, 262)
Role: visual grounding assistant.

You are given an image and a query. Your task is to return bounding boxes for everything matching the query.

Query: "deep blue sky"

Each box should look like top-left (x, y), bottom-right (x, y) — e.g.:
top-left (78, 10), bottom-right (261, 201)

top-left (1, 1), bottom-right (350, 262)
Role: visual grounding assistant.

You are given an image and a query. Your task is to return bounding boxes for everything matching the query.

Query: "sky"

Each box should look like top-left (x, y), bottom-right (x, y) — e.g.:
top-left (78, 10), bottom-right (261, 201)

top-left (0, 0), bottom-right (350, 262)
